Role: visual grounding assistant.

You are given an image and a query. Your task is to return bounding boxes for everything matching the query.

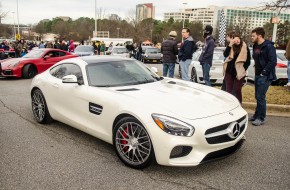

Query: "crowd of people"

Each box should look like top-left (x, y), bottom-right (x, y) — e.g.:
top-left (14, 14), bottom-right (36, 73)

top-left (160, 25), bottom-right (288, 126)
top-left (1, 26), bottom-right (290, 126)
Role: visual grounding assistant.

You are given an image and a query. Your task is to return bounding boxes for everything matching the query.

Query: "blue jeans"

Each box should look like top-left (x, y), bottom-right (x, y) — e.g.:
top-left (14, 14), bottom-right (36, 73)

top-left (202, 63), bottom-right (211, 86)
top-left (287, 61), bottom-right (290, 83)
top-left (179, 59), bottom-right (191, 81)
top-left (163, 63), bottom-right (175, 78)
top-left (254, 75), bottom-right (271, 121)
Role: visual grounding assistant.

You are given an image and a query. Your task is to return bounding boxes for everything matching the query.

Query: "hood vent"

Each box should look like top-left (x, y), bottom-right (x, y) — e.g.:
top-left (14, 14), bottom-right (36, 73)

top-left (116, 88), bottom-right (140, 91)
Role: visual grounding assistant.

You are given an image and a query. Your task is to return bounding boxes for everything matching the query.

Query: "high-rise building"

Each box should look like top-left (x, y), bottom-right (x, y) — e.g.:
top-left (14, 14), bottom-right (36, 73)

top-left (136, 3), bottom-right (155, 22)
top-left (109, 14), bottom-right (121, 21)
top-left (164, 6), bottom-right (290, 31)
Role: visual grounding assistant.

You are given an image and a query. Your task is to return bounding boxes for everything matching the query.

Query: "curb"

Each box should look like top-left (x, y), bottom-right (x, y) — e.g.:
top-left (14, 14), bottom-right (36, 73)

top-left (242, 102), bottom-right (290, 116)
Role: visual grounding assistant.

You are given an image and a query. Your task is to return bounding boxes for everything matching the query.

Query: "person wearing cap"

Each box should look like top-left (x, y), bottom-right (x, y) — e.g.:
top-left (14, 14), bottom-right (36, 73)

top-left (198, 25), bottom-right (215, 86)
top-left (161, 31), bottom-right (178, 78)
top-left (178, 28), bottom-right (198, 81)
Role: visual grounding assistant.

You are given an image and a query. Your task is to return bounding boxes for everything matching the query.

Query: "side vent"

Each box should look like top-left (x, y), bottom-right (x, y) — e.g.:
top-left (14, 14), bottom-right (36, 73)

top-left (89, 102), bottom-right (103, 115)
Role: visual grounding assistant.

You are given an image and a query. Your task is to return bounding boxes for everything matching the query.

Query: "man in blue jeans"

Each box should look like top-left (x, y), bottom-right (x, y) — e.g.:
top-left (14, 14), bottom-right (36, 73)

top-left (178, 28), bottom-right (197, 81)
top-left (161, 31), bottom-right (178, 78)
top-left (198, 25), bottom-right (215, 86)
top-left (251, 27), bottom-right (277, 126)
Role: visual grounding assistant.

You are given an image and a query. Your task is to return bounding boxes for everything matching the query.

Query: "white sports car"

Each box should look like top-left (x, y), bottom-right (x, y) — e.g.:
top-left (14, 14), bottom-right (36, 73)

top-left (30, 56), bottom-right (248, 169)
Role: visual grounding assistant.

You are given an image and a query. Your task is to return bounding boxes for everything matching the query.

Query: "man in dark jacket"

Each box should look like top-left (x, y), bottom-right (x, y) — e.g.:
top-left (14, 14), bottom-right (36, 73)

top-left (178, 27), bottom-right (197, 81)
top-left (251, 27), bottom-right (277, 126)
top-left (198, 25), bottom-right (215, 86)
top-left (161, 31), bottom-right (178, 78)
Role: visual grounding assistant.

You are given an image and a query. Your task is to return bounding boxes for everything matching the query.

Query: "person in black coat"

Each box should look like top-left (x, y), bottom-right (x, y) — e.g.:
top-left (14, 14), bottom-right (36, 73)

top-left (161, 31), bottom-right (178, 78)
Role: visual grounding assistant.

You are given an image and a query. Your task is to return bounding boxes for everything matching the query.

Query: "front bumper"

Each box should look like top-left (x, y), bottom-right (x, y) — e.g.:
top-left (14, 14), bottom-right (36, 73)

top-left (145, 106), bottom-right (248, 166)
top-left (0, 64), bottom-right (22, 77)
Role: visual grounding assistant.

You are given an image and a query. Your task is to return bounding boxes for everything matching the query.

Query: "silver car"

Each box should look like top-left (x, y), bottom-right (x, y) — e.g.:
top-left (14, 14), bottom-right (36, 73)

top-left (247, 49), bottom-right (288, 85)
top-left (110, 46), bottom-right (129, 58)
top-left (142, 48), bottom-right (161, 63)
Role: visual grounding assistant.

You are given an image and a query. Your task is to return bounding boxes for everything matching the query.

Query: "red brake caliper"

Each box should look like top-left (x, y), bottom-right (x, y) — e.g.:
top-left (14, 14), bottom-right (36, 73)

top-left (121, 127), bottom-right (129, 152)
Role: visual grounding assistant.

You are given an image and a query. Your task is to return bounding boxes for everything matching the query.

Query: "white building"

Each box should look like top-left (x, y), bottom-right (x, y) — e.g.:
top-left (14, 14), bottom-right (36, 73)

top-left (164, 5), bottom-right (290, 30)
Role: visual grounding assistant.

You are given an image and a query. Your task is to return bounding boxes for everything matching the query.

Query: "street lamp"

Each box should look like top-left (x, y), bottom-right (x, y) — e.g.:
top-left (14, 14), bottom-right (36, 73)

top-left (117, 27), bottom-right (120, 38)
top-left (94, 0), bottom-right (98, 37)
top-left (16, 0), bottom-right (20, 36)
top-left (182, 3), bottom-right (188, 28)
top-left (12, 12), bottom-right (16, 40)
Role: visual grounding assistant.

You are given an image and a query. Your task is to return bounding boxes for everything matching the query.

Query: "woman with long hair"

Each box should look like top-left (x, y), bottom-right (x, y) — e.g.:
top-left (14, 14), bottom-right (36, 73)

top-left (223, 33), bottom-right (251, 103)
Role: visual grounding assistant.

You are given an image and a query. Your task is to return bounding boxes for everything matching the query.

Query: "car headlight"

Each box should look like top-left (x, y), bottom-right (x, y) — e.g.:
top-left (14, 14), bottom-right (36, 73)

top-left (144, 54), bottom-right (148, 57)
top-left (10, 61), bottom-right (20, 67)
top-left (152, 114), bottom-right (195, 137)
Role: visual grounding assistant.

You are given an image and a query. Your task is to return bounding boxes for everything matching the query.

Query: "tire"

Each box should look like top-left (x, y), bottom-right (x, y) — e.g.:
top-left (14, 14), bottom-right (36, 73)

top-left (191, 67), bottom-right (197, 82)
top-left (23, 64), bottom-right (37, 79)
top-left (113, 117), bottom-right (155, 169)
top-left (31, 89), bottom-right (53, 124)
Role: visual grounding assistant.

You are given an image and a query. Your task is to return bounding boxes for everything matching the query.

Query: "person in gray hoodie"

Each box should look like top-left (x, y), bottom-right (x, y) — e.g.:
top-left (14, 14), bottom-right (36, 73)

top-left (178, 27), bottom-right (198, 81)
top-left (198, 25), bottom-right (215, 86)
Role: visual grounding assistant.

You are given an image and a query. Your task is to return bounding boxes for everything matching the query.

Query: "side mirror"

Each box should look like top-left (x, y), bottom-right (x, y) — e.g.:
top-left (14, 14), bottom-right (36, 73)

top-left (150, 67), bottom-right (158, 74)
top-left (43, 55), bottom-right (50, 60)
top-left (62, 75), bottom-right (78, 84)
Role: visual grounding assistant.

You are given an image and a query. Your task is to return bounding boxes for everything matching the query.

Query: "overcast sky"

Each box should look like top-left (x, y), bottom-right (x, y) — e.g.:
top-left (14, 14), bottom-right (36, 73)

top-left (1, 0), bottom-right (265, 25)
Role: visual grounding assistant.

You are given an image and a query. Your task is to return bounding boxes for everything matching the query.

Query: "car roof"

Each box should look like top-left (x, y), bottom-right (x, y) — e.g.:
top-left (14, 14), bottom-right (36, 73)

top-left (79, 55), bottom-right (132, 64)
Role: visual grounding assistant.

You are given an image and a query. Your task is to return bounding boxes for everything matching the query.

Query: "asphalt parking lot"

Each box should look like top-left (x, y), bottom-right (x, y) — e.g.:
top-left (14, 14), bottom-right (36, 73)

top-left (0, 78), bottom-right (289, 190)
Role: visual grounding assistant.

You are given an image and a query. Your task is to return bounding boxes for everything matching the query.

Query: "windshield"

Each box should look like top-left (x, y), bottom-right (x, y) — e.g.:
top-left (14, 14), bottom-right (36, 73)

top-left (75, 46), bottom-right (94, 52)
top-left (277, 52), bottom-right (287, 61)
top-left (23, 49), bottom-right (45, 58)
top-left (87, 60), bottom-right (162, 87)
top-left (112, 48), bottom-right (128, 54)
top-left (146, 48), bottom-right (160, 53)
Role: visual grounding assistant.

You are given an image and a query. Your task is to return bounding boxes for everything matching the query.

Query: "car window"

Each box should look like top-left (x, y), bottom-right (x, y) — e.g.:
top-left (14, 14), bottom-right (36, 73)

top-left (50, 63), bottom-right (83, 84)
top-left (45, 51), bottom-right (58, 58)
top-left (75, 46), bottom-right (94, 52)
top-left (112, 48), bottom-right (128, 54)
top-left (59, 51), bottom-right (67, 57)
top-left (50, 65), bottom-right (64, 79)
top-left (145, 48), bottom-right (160, 53)
top-left (86, 60), bottom-right (161, 87)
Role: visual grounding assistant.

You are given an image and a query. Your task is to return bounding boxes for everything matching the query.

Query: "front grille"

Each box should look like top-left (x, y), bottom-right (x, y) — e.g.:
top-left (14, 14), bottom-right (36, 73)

top-left (201, 138), bottom-right (245, 163)
top-left (170, 146), bottom-right (192, 159)
top-left (205, 115), bottom-right (247, 144)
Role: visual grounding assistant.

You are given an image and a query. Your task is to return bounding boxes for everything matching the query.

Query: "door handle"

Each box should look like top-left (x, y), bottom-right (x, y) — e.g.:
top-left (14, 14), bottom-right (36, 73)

top-left (52, 83), bottom-right (59, 88)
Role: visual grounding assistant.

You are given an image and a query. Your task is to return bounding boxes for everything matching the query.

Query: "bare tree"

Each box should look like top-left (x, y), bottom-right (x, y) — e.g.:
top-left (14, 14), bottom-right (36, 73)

top-left (0, 2), bottom-right (9, 24)
top-left (264, 0), bottom-right (290, 12)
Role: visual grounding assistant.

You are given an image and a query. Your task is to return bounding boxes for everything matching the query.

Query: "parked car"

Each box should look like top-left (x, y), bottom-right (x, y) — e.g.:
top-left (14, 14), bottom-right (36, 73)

top-left (110, 46), bottom-right (129, 57)
top-left (142, 47), bottom-right (162, 63)
top-left (0, 48), bottom-right (77, 78)
top-left (74, 45), bottom-right (95, 56)
top-left (30, 56), bottom-right (247, 169)
top-left (247, 49), bottom-right (288, 85)
top-left (179, 50), bottom-right (225, 84)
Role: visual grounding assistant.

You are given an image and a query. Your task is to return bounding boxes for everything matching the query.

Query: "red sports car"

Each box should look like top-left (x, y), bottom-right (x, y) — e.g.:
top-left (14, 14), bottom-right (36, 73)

top-left (0, 48), bottom-right (77, 78)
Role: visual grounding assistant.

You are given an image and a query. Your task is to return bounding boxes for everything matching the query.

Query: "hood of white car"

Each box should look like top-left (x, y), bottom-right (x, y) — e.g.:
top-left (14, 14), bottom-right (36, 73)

top-left (111, 78), bottom-right (239, 120)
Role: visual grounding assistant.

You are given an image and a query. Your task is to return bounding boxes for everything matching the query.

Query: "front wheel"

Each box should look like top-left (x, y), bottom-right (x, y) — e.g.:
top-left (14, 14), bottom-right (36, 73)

top-left (113, 117), bottom-right (155, 169)
top-left (191, 67), bottom-right (197, 82)
top-left (31, 89), bottom-right (53, 124)
top-left (23, 64), bottom-right (37, 79)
